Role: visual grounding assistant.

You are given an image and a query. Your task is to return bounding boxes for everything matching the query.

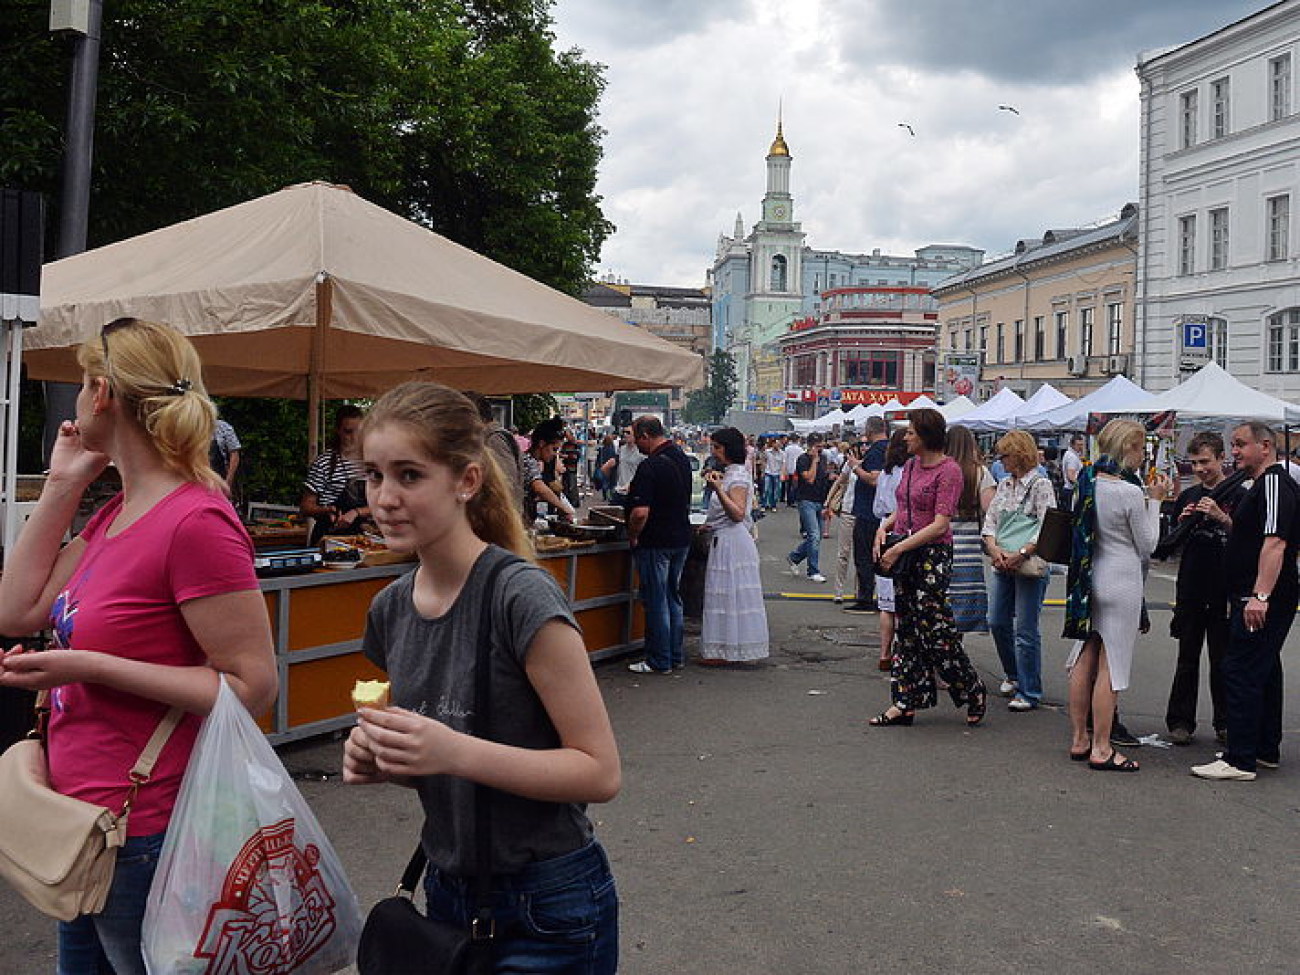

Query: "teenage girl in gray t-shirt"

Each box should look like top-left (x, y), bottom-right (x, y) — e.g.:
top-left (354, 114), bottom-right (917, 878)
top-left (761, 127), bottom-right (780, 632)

top-left (344, 382), bottom-right (621, 973)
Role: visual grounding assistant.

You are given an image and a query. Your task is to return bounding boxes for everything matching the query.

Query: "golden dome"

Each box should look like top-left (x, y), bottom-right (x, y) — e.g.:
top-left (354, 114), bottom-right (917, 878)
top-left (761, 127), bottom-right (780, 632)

top-left (768, 120), bottom-right (790, 157)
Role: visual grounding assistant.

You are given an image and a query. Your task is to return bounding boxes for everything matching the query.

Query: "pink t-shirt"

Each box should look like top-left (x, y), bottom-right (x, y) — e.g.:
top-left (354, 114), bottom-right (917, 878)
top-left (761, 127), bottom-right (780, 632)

top-left (892, 456), bottom-right (963, 545)
top-left (46, 483), bottom-right (259, 836)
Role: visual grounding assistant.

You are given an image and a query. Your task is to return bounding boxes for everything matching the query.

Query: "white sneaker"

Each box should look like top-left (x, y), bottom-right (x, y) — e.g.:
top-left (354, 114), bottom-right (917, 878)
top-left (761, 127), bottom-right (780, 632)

top-left (627, 661), bottom-right (670, 675)
top-left (1191, 759), bottom-right (1256, 781)
top-left (787, 557), bottom-right (802, 577)
top-left (998, 680), bottom-right (1018, 697)
top-left (809, 573), bottom-right (827, 583)
top-left (1216, 751), bottom-right (1278, 769)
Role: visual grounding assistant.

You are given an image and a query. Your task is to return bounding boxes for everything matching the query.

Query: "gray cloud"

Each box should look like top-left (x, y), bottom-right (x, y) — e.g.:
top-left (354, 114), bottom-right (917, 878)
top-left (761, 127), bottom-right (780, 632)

top-left (548, 0), bottom-right (742, 49)
top-left (832, 0), bottom-right (1270, 84)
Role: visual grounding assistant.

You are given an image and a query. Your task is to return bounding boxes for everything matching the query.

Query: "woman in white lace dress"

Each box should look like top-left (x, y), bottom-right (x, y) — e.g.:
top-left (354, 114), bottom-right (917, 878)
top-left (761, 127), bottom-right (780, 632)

top-left (700, 427), bottom-right (770, 664)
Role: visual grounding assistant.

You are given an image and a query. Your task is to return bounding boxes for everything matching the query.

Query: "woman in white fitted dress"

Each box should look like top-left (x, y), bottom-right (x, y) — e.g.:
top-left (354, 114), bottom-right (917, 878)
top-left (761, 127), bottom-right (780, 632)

top-left (1064, 419), bottom-right (1169, 771)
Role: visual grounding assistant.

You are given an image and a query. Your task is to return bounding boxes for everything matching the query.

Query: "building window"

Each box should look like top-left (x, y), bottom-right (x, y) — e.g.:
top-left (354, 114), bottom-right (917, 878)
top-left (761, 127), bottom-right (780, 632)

top-left (1178, 215), bottom-right (1196, 275)
top-left (1209, 317), bottom-right (1229, 368)
top-left (1211, 77), bottom-right (1230, 138)
top-left (793, 354), bottom-right (816, 386)
top-left (1271, 53), bottom-right (1292, 121)
top-left (1033, 316), bottom-right (1045, 361)
top-left (828, 273), bottom-right (837, 289)
top-left (964, 327), bottom-right (972, 351)
top-left (1013, 319), bottom-right (1024, 362)
top-left (1267, 195), bottom-right (1290, 262)
top-left (1209, 208), bottom-right (1230, 270)
top-left (813, 274), bottom-right (821, 292)
top-left (1107, 303), bottom-right (1122, 355)
top-left (1055, 311), bottom-right (1068, 358)
top-left (1080, 307), bottom-right (1094, 357)
top-left (842, 350), bottom-right (900, 386)
top-left (979, 324), bottom-right (988, 353)
top-left (770, 255), bottom-right (788, 292)
top-left (1180, 89), bottom-right (1198, 148)
top-left (995, 322), bottom-right (1005, 363)
top-left (1267, 308), bottom-right (1300, 372)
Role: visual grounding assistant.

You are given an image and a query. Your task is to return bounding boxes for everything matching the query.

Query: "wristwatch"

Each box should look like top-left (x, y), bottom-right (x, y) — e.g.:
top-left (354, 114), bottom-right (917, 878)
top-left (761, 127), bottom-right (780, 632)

top-left (1253, 592), bottom-right (1271, 602)
top-left (1018, 546), bottom-right (1031, 557)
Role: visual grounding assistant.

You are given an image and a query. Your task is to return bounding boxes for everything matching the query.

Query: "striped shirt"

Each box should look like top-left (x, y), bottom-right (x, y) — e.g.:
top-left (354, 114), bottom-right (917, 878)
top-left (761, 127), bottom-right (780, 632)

top-left (303, 450), bottom-right (367, 506)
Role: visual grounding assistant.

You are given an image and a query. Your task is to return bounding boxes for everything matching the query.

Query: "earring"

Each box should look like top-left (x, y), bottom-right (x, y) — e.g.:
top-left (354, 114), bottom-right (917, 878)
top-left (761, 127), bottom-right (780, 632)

top-left (458, 493), bottom-right (470, 502)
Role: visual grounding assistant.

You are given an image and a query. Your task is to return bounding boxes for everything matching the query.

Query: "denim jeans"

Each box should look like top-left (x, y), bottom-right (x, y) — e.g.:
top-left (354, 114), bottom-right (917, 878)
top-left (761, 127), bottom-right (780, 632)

top-left (987, 569), bottom-right (1050, 704)
top-left (633, 546), bottom-right (688, 670)
top-left (762, 473), bottom-right (781, 509)
top-left (58, 832), bottom-right (165, 975)
top-left (788, 500), bottom-right (823, 575)
top-left (423, 841), bottom-right (619, 975)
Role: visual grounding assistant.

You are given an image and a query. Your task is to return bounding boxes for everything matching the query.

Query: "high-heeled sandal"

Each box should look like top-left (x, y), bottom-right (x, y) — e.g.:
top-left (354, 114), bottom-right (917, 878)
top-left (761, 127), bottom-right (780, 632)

top-left (869, 707), bottom-right (915, 727)
top-left (966, 688), bottom-right (987, 727)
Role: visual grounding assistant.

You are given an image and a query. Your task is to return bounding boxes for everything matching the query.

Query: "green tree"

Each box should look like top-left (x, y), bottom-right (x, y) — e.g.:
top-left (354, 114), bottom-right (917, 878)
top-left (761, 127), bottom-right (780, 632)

top-left (683, 350), bottom-right (737, 425)
top-left (2, 0), bottom-right (611, 479)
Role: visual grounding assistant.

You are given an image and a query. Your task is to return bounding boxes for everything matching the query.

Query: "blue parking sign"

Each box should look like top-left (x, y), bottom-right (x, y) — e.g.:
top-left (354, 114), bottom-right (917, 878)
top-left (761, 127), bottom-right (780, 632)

top-left (1183, 319), bottom-right (1208, 349)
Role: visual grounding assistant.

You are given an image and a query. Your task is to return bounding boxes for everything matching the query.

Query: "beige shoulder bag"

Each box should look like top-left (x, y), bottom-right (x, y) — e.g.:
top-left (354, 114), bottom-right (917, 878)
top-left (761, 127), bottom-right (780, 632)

top-left (0, 692), bottom-right (183, 921)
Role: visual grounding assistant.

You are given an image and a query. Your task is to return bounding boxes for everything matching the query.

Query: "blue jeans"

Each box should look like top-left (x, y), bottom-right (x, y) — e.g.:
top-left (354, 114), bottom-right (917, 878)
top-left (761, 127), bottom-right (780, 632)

top-left (58, 832), bottom-right (165, 975)
top-left (423, 841), bottom-right (619, 974)
top-left (633, 546), bottom-right (688, 670)
top-left (988, 569), bottom-right (1049, 704)
top-left (788, 500), bottom-right (823, 575)
top-left (762, 473), bottom-right (781, 509)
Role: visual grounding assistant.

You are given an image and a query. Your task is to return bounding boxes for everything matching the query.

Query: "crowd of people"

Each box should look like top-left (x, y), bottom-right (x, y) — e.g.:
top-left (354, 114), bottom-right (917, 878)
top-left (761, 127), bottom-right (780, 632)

top-left (747, 411), bottom-right (1296, 784)
top-left (2, 314), bottom-right (1296, 973)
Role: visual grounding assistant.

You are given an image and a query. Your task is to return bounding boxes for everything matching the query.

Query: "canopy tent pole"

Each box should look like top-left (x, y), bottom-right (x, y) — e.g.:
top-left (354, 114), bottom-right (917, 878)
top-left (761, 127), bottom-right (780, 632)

top-left (308, 273), bottom-right (332, 459)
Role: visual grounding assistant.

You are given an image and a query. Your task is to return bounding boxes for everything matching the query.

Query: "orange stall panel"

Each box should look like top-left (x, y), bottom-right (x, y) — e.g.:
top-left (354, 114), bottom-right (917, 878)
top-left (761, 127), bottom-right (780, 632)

top-left (286, 578), bottom-right (392, 651)
top-left (285, 654), bottom-right (388, 729)
top-left (575, 551), bottom-right (630, 601)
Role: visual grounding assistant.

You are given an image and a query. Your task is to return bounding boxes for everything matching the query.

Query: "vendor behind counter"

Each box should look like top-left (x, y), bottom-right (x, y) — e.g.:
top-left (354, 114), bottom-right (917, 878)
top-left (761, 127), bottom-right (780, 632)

top-left (300, 405), bottom-right (373, 545)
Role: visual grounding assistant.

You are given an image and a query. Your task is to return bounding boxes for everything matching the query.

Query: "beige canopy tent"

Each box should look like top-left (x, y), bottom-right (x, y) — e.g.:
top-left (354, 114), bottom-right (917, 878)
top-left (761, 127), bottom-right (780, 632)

top-left (26, 181), bottom-right (703, 447)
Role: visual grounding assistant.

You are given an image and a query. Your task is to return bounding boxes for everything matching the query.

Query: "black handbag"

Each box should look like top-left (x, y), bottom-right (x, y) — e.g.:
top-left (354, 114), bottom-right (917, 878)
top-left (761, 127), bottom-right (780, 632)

top-left (1035, 506), bottom-right (1073, 565)
top-left (875, 532), bottom-right (919, 580)
top-left (357, 555), bottom-right (519, 975)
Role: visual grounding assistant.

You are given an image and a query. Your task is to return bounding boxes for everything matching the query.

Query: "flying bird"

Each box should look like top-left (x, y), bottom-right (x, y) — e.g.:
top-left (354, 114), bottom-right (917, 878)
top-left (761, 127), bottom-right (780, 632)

top-left (898, 123), bottom-right (915, 136)
top-left (998, 104), bottom-right (1020, 115)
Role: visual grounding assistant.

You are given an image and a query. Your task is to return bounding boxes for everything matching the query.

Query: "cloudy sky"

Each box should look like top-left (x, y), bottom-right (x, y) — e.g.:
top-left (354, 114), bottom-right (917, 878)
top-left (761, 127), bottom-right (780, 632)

top-left (549, 0), bottom-right (1274, 287)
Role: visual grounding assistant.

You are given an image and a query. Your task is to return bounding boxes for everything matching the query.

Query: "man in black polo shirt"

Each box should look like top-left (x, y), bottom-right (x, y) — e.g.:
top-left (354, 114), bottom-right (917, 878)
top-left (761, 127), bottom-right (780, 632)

top-left (625, 415), bottom-right (694, 674)
top-left (787, 433), bottom-right (831, 583)
top-left (1192, 421), bottom-right (1299, 781)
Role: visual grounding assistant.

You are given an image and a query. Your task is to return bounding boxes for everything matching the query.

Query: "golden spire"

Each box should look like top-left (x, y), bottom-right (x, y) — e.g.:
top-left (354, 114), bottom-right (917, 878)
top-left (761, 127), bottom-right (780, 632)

top-left (768, 104), bottom-right (789, 156)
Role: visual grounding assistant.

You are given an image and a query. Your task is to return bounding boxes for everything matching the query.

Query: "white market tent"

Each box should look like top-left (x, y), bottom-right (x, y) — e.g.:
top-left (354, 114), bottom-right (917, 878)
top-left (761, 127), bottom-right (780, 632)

top-left (889, 394), bottom-right (940, 413)
top-left (973, 383), bottom-right (1071, 433)
top-left (1099, 361), bottom-right (1300, 423)
top-left (948, 387), bottom-right (1025, 430)
top-left (1022, 375), bottom-right (1155, 431)
top-left (939, 395), bottom-right (977, 420)
top-left (847, 403), bottom-right (885, 422)
top-left (809, 406), bottom-right (848, 431)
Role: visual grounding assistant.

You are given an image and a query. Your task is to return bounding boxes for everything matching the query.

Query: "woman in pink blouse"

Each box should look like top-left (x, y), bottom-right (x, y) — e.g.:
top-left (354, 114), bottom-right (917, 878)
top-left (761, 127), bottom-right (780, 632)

top-left (871, 409), bottom-right (988, 727)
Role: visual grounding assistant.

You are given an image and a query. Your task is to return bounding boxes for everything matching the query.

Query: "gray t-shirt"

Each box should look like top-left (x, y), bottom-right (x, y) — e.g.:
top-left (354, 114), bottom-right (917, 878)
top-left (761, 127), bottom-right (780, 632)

top-left (361, 545), bottom-right (593, 875)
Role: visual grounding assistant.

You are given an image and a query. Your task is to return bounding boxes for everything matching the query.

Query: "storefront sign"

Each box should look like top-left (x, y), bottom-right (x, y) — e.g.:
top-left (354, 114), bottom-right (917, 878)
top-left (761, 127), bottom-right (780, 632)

top-left (840, 389), bottom-right (924, 406)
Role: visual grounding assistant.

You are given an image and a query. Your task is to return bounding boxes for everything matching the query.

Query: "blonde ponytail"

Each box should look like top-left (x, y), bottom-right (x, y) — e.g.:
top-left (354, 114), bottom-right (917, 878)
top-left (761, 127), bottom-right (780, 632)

top-left (79, 319), bottom-right (223, 491)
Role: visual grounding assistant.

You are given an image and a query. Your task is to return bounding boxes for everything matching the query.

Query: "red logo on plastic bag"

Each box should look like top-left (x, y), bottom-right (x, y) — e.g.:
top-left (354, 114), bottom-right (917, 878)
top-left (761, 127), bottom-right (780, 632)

top-left (196, 818), bottom-right (337, 973)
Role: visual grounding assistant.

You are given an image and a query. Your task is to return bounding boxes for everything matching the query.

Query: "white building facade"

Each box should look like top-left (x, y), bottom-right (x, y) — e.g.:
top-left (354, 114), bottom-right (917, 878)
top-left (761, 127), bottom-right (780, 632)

top-left (1136, 0), bottom-right (1300, 397)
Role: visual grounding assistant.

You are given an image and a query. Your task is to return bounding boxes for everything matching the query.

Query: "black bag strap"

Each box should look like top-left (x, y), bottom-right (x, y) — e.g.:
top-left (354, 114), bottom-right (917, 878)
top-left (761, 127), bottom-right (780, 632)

top-left (393, 550), bottom-right (523, 943)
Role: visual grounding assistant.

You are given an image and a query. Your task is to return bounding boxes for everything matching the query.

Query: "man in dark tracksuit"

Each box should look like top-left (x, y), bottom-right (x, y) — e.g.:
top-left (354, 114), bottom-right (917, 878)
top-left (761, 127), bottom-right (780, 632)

top-left (1193, 421), bottom-right (1299, 781)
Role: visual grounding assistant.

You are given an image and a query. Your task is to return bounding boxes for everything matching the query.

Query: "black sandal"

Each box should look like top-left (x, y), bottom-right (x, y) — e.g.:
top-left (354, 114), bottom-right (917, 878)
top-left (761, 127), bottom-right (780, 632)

top-left (869, 708), bottom-right (915, 727)
top-left (1088, 750), bottom-right (1140, 772)
top-left (966, 688), bottom-right (987, 727)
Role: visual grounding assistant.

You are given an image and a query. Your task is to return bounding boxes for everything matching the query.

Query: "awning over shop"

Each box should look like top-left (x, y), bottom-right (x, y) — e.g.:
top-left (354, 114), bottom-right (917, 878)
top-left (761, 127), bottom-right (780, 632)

top-left (27, 182), bottom-right (703, 402)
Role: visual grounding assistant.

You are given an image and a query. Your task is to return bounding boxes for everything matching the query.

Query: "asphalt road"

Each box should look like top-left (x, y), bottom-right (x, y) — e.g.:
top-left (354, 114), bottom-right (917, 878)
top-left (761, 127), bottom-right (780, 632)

top-left (3, 506), bottom-right (1300, 973)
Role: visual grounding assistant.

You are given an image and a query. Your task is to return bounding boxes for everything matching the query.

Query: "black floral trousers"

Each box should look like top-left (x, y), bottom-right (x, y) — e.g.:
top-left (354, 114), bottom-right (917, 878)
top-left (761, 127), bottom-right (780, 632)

top-left (890, 543), bottom-right (986, 712)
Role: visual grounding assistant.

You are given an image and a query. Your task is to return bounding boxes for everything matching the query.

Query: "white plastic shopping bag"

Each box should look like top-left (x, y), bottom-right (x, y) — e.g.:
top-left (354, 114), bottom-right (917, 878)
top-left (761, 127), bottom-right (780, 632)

top-left (143, 677), bottom-right (363, 974)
